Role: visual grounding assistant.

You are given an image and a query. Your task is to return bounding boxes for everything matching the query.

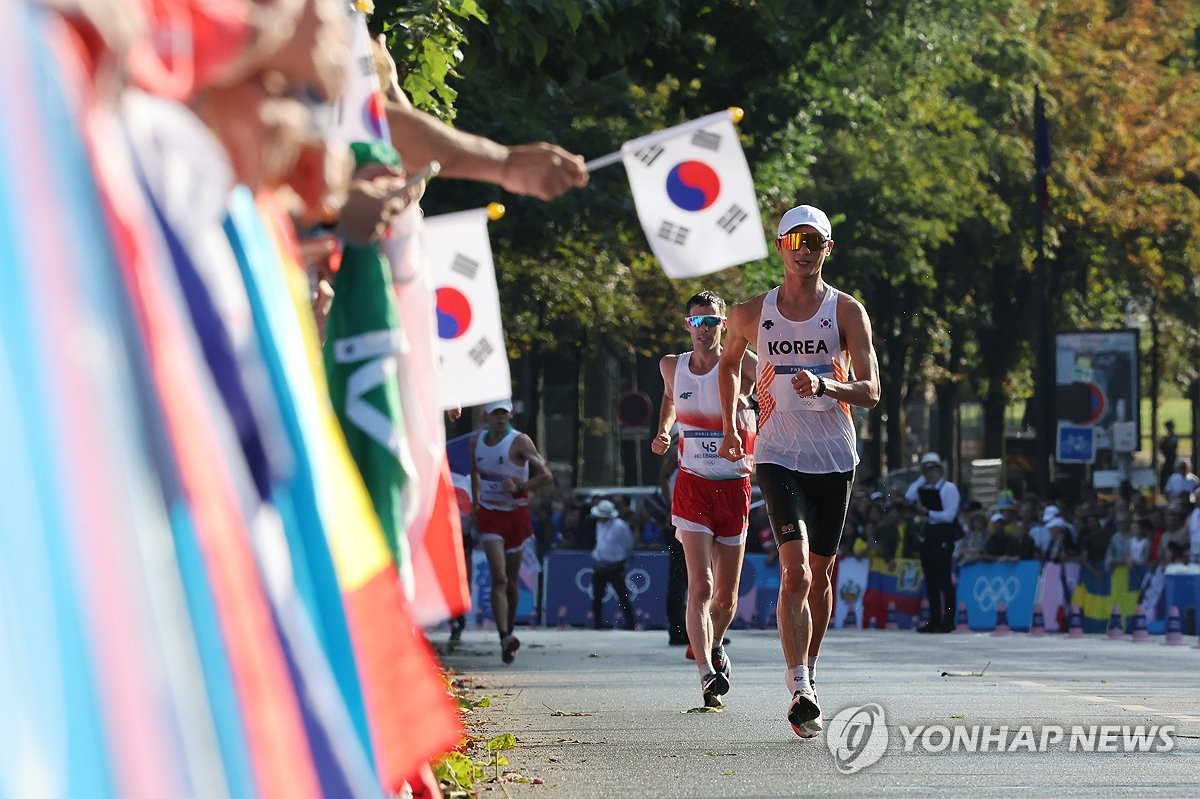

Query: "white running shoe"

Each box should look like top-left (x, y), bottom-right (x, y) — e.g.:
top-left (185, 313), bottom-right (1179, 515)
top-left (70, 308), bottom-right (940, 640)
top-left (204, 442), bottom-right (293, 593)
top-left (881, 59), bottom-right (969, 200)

top-left (787, 684), bottom-right (821, 736)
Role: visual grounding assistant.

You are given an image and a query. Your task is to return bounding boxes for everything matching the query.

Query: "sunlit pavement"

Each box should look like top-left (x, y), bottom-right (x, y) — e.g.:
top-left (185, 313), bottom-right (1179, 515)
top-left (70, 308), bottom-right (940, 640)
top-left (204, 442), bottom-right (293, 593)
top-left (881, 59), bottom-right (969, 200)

top-left (438, 625), bottom-right (1200, 798)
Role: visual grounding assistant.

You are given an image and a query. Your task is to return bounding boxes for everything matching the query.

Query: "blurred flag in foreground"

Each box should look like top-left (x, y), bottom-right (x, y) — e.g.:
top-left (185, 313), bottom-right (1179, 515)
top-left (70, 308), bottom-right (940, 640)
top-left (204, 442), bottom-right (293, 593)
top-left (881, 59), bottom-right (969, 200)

top-left (621, 110), bottom-right (765, 278)
top-left (381, 205), bottom-right (471, 625)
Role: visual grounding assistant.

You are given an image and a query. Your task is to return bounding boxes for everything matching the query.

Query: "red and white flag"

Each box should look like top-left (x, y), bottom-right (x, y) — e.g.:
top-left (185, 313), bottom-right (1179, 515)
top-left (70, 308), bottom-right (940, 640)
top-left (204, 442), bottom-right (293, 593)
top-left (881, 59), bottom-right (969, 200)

top-left (423, 207), bottom-right (511, 410)
top-left (621, 112), bottom-right (766, 278)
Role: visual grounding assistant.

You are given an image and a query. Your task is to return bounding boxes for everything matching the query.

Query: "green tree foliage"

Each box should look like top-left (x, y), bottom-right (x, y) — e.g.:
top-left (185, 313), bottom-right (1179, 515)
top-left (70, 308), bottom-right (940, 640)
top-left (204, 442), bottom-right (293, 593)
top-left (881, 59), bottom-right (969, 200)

top-left (372, 0), bottom-right (1200, 477)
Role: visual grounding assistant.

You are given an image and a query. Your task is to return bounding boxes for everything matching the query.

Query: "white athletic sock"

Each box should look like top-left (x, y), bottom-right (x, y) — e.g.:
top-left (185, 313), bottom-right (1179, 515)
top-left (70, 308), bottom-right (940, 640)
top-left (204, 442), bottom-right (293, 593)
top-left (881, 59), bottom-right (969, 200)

top-left (786, 665), bottom-right (810, 695)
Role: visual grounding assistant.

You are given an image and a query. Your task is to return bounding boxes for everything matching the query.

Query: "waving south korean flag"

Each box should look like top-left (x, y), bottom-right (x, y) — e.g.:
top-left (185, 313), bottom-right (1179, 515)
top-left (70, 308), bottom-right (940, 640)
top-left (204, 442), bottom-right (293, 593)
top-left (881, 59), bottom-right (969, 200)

top-left (424, 206), bottom-right (511, 410)
top-left (621, 111), bottom-right (767, 278)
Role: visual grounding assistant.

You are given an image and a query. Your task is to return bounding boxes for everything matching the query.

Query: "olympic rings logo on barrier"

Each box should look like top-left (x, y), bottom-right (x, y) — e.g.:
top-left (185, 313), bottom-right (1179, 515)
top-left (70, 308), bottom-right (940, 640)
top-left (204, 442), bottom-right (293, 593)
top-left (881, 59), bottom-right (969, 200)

top-left (574, 567), bottom-right (652, 601)
top-left (971, 576), bottom-right (1020, 611)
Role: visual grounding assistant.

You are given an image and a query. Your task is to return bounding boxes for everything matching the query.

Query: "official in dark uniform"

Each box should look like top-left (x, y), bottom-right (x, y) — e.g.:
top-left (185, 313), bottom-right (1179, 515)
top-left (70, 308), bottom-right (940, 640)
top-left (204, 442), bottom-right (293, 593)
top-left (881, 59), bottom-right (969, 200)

top-left (905, 452), bottom-right (961, 633)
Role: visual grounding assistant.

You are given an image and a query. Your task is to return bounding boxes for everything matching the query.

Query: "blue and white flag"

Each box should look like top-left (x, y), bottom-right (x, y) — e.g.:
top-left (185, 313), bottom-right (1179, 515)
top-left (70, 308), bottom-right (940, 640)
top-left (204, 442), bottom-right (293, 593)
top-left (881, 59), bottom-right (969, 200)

top-left (621, 113), bottom-right (766, 278)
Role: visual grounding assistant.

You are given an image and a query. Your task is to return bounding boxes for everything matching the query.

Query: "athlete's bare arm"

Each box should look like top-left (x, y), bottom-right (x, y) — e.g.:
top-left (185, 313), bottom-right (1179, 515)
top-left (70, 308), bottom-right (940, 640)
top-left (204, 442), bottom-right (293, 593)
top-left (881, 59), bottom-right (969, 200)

top-left (658, 439), bottom-right (678, 514)
top-left (504, 434), bottom-right (554, 494)
top-left (651, 354), bottom-right (680, 456)
top-left (788, 293), bottom-right (880, 408)
top-left (468, 431), bottom-right (481, 516)
top-left (828, 294), bottom-right (880, 409)
top-left (719, 295), bottom-right (764, 461)
top-left (737, 349), bottom-right (759, 407)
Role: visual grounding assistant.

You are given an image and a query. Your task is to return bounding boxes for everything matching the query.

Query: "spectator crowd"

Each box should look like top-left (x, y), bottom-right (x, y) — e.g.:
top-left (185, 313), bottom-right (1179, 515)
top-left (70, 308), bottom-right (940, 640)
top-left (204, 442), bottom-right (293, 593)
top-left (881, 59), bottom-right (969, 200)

top-left (524, 467), bottom-right (1200, 584)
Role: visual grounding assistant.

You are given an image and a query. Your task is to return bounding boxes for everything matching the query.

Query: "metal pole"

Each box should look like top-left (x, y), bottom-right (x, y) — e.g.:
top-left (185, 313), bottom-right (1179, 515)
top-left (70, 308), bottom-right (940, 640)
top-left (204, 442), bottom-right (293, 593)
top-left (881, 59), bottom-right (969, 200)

top-left (1033, 85), bottom-right (1054, 498)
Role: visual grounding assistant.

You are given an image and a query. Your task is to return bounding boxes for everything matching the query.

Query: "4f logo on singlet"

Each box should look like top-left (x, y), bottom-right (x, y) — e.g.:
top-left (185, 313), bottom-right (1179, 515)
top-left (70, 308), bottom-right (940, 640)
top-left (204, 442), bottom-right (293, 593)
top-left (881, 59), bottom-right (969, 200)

top-left (766, 339), bottom-right (829, 356)
top-left (679, 391), bottom-right (694, 399)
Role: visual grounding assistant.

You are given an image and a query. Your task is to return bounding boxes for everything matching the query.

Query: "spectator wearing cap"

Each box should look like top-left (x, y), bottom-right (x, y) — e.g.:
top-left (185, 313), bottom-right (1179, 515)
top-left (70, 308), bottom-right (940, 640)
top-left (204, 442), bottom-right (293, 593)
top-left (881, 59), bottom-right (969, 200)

top-left (1164, 458), bottom-right (1199, 501)
top-left (988, 490), bottom-right (1017, 535)
top-left (1030, 505), bottom-right (1054, 555)
top-left (905, 452), bottom-right (961, 633)
top-left (590, 499), bottom-right (637, 630)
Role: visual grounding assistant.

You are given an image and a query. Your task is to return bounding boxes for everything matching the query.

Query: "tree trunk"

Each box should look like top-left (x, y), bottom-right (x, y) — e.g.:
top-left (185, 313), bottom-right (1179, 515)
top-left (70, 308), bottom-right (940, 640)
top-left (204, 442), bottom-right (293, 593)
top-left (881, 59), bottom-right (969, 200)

top-left (1149, 303), bottom-right (1159, 476)
top-left (1192, 377), bottom-right (1200, 465)
top-left (982, 372), bottom-right (1008, 459)
top-left (934, 333), bottom-right (964, 481)
top-left (934, 380), bottom-right (960, 482)
top-left (884, 347), bottom-right (907, 471)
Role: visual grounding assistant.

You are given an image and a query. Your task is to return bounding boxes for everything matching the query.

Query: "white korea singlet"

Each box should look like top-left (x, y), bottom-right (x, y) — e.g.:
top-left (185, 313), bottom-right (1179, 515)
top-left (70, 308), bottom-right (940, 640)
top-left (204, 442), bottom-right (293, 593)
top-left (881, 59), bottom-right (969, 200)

top-left (674, 352), bottom-right (755, 480)
top-left (474, 428), bottom-right (529, 511)
top-left (754, 286), bottom-right (858, 474)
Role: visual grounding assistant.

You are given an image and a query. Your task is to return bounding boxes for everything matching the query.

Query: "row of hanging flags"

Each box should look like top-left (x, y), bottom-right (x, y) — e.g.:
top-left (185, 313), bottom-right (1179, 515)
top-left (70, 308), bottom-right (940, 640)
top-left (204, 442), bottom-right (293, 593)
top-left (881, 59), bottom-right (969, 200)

top-left (1, 0), bottom-right (768, 793)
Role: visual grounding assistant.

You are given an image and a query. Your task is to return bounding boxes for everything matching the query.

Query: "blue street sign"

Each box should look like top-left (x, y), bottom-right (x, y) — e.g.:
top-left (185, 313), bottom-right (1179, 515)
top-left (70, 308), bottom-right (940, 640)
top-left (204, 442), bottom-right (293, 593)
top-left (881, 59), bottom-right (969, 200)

top-left (1057, 423), bottom-right (1095, 464)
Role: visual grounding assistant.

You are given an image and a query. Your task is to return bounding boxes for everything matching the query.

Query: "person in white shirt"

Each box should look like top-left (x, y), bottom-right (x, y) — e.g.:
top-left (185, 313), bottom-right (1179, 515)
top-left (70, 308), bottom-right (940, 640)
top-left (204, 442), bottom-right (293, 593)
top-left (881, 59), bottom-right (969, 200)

top-left (905, 453), bottom-right (962, 632)
top-left (1187, 492), bottom-right (1200, 565)
top-left (589, 500), bottom-right (637, 630)
top-left (1164, 458), bottom-right (1199, 501)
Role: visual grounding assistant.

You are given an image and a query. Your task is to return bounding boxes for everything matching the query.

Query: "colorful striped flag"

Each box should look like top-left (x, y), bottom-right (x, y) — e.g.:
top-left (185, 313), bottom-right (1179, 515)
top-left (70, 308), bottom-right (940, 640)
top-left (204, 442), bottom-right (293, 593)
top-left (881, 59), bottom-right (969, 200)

top-left (124, 87), bottom-right (384, 797)
top-left (323, 141), bottom-right (418, 590)
top-left (249, 190), bottom-right (463, 791)
top-left (381, 206), bottom-right (471, 625)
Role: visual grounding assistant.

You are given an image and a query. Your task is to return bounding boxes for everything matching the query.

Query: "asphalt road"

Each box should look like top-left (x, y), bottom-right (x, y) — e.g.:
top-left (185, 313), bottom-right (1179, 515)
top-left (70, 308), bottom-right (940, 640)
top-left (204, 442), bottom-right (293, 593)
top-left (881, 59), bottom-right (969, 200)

top-left (437, 625), bottom-right (1200, 798)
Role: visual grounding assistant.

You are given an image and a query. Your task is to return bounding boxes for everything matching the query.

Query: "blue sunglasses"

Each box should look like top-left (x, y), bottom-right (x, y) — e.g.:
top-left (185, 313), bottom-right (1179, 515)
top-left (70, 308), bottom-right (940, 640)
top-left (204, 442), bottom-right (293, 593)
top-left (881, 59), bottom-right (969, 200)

top-left (685, 315), bottom-right (725, 329)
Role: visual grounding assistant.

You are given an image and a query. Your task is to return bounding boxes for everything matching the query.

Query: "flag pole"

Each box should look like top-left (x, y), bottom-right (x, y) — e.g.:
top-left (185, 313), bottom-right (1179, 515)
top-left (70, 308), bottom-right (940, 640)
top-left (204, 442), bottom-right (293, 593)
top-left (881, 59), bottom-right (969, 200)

top-left (1032, 84), bottom-right (1054, 498)
top-left (584, 107), bottom-right (745, 173)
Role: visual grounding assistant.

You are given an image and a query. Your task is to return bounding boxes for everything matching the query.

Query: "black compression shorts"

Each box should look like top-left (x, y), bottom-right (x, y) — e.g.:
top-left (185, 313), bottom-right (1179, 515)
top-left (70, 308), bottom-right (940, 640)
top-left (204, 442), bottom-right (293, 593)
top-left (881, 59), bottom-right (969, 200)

top-left (756, 463), bottom-right (855, 557)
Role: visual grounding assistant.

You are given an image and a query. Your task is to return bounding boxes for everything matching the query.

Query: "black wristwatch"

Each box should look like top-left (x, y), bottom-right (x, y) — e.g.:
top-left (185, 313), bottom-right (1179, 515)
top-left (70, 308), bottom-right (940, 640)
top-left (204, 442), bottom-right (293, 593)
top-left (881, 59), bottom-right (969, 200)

top-left (815, 376), bottom-right (827, 397)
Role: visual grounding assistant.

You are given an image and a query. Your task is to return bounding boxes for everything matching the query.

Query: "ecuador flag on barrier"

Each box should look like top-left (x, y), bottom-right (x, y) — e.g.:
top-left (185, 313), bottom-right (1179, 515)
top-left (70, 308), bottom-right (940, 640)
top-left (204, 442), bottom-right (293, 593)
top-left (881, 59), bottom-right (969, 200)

top-left (863, 558), bottom-right (925, 630)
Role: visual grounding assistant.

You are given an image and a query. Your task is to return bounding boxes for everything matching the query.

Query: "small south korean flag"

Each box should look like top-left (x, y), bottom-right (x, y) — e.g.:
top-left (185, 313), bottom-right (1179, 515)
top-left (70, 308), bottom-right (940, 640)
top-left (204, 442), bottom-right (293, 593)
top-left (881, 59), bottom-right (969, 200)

top-left (311, 10), bottom-right (390, 148)
top-left (621, 115), bottom-right (766, 278)
top-left (424, 208), bottom-right (512, 410)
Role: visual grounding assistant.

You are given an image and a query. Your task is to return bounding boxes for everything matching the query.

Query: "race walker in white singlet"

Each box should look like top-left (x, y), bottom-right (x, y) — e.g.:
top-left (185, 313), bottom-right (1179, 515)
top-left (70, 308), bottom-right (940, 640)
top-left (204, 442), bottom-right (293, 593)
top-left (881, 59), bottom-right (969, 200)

top-left (754, 285), bottom-right (858, 475)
